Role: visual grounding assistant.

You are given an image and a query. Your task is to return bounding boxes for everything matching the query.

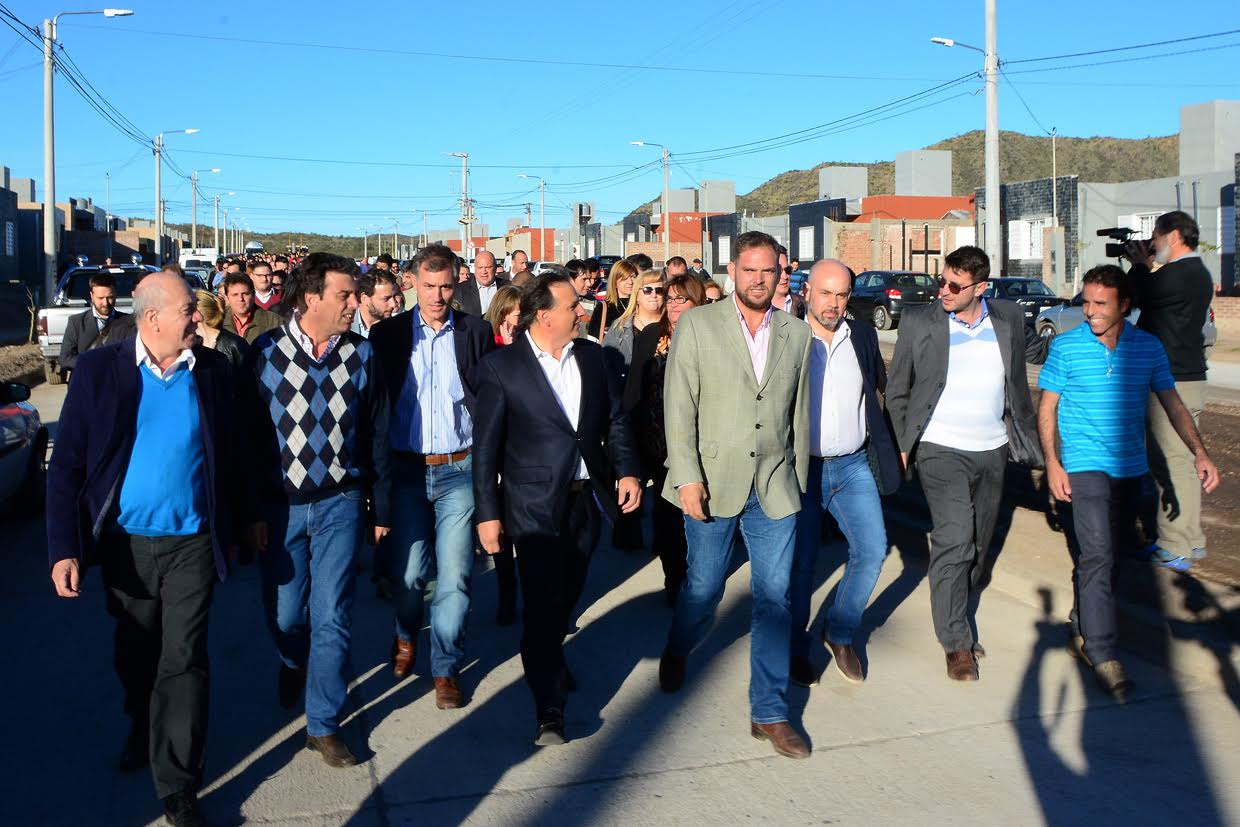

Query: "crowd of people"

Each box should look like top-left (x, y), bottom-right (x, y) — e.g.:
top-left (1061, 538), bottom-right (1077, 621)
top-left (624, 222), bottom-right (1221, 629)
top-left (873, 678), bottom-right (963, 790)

top-left (45, 211), bottom-right (1220, 827)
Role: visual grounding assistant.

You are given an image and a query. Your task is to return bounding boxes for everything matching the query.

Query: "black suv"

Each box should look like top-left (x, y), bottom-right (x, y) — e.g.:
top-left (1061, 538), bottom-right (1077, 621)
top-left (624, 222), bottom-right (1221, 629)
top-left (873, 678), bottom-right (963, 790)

top-left (849, 270), bottom-right (936, 330)
top-left (982, 278), bottom-right (1068, 327)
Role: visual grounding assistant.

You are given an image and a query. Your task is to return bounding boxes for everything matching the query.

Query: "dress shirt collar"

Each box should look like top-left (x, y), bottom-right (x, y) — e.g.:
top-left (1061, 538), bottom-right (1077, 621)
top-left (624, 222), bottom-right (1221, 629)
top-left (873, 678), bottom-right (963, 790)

top-left (414, 306), bottom-right (456, 334)
top-left (949, 297), bottom-right (989, 330)
top-left (732, 293), bottom-right (773, 335)
top-left (289, 311), bottom-right (340, 361)
top-left (92, 307), bottom-right (115, 323)
top-left (134, 334), bottom-right (195, 380)
top-left (525, 331), bottom-right (574, 366)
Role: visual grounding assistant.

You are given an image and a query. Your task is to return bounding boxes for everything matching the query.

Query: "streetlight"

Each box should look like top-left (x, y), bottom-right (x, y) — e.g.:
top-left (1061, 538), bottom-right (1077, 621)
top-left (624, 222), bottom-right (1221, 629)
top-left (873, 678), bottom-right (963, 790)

top-left (631, 141), bottom-right (671, 263)
top-left (154, 127), bottom-right (199, 264)
top-left (517, 174), bottom-right (547, 260)
top-left (42, 7), bottom-right (134, 302)
top-left (190, 167), bottom-right (220, 249)
top-left (214, 191), bottom-right (235, 252)
top-left (932, 0), bottom-right (1000, 266)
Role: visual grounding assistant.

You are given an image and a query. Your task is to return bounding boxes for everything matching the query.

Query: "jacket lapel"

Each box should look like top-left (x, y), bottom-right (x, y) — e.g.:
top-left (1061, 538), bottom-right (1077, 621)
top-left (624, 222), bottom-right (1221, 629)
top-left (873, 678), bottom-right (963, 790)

top-left (989, 302), bottom-right (1014, 373)
top-left (572, 345), bottom-right (602, 436)
top-left (719, 301), bottom-right (760, 387)
top-left (516, 336), bottom-right (576, 434)
top-left (757, 311), bottom-right (789, 394)
top-left (928, 301), bottom-right (949, 377)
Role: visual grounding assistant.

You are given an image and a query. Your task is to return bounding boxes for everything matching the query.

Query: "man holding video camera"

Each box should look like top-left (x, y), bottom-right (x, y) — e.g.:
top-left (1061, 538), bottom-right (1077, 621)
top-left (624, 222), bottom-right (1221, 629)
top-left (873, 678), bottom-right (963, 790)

top-left (1123, 210), bottom-right (1215, 570)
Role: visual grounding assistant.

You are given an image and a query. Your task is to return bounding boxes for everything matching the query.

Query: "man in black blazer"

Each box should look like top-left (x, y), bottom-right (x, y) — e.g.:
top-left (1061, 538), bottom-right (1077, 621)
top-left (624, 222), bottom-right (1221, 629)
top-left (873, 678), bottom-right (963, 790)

top-left (59, 270), bottom-right (125, 375)
top-left (368, 244), bottom-right (495, 708)
top-left (473, 272), bottom-right (642, 745)
top-left (886, 246), bottom-right (1046, 682)
top-left (454, 250), bottom-right (511, 317)
top-left (789, 260), bottom-right (901, 688)
top-left (48, 272), bottom-right (238, 826)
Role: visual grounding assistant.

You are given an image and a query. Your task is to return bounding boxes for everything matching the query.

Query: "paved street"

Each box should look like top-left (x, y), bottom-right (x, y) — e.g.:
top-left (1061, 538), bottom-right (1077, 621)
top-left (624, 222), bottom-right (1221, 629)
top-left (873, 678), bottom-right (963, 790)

top-left (5, 383), bottom-right (1239, 826)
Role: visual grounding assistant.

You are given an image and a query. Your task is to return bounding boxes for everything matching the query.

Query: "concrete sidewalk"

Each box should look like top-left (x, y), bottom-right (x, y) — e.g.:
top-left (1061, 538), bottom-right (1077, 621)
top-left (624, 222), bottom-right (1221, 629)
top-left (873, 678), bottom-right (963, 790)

top-left (3, 483), bottom-right (1238, 826)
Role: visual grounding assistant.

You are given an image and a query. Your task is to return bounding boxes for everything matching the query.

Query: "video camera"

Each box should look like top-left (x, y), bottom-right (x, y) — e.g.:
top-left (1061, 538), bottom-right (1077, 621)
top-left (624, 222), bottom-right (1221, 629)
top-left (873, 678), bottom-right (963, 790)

top-left (1097, 227), bottom-right (1152, 260)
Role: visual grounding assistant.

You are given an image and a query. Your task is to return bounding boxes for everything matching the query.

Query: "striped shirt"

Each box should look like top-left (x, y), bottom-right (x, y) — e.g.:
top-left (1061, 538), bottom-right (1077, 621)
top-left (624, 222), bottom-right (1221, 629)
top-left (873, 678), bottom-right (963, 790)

top-left (1038, 321), bottom-right (1175, 478)
top-left (391, 308), bottom-right (473, 454)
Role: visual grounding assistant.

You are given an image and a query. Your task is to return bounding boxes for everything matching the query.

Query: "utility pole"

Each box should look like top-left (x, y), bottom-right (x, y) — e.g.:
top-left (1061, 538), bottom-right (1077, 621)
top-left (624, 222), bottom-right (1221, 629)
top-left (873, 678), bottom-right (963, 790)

top-left (191, 170), bottom-right (198, 248)
top-left (422, 211), bottom-right (428, 249)
top-left (1050, 127), bottom-right (1058, 228)
top-left (983, 0), bottom-right (1000, 268)
top-left (701, 180), bottom-right (709, 272)
top-left (221, 207), bottom-right (228, 253)
top-left (154, 133), bottom-right (163, 263)
top-left (662, 146), bottom-right (671, 263)
top-left (450, 152), bottom-right (469, 260)
top-left (538, 178), bottom-right (545, 259)
top-left (105, 172), bottom-right (112, 260)
top-left (42, 17), bottom-right (57, 302)
top-left (525, 202), bottom-right (532, 228)
top-left (213, 196), bottom-right (219, 250)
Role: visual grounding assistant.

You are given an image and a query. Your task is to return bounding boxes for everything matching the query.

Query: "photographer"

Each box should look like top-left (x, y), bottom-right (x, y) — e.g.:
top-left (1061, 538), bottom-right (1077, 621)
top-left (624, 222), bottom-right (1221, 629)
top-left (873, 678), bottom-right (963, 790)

top-left (1122, 210), bottom-right (1215, 569)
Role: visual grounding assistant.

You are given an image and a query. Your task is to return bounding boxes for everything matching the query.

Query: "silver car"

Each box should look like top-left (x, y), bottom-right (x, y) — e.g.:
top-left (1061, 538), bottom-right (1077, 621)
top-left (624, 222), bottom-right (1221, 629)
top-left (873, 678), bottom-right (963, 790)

top-left (1035, 293), bottom-right (1218, 354)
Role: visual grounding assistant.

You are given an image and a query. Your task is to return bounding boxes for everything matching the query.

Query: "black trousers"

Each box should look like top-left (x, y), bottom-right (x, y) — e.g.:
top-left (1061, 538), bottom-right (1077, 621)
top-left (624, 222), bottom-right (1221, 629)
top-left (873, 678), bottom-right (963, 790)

top-left (1062, 472), bottom-right (1141, 665)
top-left (650, 467), bottom-right (688, 594)
top-left (915, 442), bottom-right (1008, 652)
top-left (99, 531), bottom-right (215, 800)
top-left (514, 488), bottom-right (601, 716)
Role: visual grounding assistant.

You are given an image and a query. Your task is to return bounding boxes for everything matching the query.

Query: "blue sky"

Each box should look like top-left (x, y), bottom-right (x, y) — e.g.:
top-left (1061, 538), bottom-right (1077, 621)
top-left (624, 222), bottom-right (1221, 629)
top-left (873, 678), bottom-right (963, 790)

top-left (2, 0), bottom-right (1238, 238)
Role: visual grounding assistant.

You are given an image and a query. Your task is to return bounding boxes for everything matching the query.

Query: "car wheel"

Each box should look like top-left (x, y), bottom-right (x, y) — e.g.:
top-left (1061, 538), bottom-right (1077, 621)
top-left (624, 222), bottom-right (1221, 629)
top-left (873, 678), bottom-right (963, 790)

top-left (15, 428), bottom-right (47, 512)
top-left (1038, 322), bottom-right (1056, 341)
top-left (872, 305), bottom-right (891, 330)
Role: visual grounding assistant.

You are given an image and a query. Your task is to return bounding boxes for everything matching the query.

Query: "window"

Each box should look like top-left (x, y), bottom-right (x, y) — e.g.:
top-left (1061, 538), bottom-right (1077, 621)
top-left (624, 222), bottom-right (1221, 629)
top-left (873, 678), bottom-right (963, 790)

top-left (1007, 217), bottom-right (1049, 260)
top-left (798, 225), bottom-right (815, 260)
top-left (4, 221), bottom-right (12, 257)
top-left (718, 235), bottom-right (731, 264)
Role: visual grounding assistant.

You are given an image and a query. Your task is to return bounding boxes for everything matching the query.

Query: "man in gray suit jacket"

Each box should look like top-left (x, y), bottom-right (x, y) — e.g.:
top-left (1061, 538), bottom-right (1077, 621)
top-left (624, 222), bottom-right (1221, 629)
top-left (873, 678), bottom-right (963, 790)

top-left (658, 230), bottom-right (813, 759)
top-left (454, 250), bottom-right (511, 317)
top-left (886, 245), bottom-right (1046, 682)
top-left (59, 271), bottom-right (124, 374)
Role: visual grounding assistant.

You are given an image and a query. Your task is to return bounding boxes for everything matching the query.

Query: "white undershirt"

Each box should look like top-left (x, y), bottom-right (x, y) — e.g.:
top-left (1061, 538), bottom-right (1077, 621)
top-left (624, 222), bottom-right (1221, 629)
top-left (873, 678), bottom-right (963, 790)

top-left (478, 281), bottom-right (498, 314)
top-left (809, 324), bottom-right (867, 457)
top-left (920, 313), bottom-right (1008, 452)
top-left (525, 332), bottom-right (588, 480)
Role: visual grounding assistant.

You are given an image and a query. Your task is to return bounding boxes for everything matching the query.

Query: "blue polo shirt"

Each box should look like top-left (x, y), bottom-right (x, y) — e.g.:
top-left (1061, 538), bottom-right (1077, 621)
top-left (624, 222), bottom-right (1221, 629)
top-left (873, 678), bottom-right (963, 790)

top-left (1038, 321), bottom-right (1175, 478)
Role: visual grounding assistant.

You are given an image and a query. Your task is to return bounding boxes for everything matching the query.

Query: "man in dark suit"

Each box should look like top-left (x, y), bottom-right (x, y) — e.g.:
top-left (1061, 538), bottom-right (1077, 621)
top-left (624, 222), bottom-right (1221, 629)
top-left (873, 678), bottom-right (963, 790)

top-left (59, 270), bottom-right (125, 375)
top-left (887, 246), bottom-right (1046, 682)
top-left (455, 250), bottom-right (511, 317)
top-left (473, 272), bottom-right (642, 745)
top-left (789, 260), bottom-right (901, 689)
top-left (48, 271), bottom-right (238, 827)
top-left (368, 244), bottom-right (495, 708)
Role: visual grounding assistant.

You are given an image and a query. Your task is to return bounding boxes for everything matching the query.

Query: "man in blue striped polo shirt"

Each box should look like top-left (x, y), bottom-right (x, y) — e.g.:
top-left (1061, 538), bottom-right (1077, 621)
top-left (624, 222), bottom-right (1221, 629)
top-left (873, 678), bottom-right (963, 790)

top-left (1037, 264), bottom-right (1220, 701)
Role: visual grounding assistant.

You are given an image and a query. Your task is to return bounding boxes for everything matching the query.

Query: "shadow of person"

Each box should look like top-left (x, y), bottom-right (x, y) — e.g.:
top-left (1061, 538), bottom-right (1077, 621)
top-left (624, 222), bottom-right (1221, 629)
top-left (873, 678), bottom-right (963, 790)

top-left (1167, 576), bottom-right (1240, 716)
top-left (1013, 587), bottom-right (1226, 825)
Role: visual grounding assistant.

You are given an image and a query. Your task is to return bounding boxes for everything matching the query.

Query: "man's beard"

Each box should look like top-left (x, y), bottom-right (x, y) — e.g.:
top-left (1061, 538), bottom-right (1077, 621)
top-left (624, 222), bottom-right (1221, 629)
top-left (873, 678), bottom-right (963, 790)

top-left (736, 289), bottom-right (772, 312)
top-left (815, 311), bottom-right (843, 331)
top-left (1154, 242), bottom-right (1171, 265)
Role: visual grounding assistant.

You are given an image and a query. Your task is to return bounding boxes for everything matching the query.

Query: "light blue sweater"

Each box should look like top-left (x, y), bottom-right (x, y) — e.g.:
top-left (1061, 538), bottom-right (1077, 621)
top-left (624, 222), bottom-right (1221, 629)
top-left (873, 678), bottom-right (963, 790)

top-left (117, 364), bottom-right (208, 537)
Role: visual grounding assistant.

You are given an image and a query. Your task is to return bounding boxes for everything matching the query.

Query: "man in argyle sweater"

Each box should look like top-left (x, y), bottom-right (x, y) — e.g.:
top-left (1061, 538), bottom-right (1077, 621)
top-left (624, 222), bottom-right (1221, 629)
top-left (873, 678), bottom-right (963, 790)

top-left (244, 252), bottom-right (391, 769)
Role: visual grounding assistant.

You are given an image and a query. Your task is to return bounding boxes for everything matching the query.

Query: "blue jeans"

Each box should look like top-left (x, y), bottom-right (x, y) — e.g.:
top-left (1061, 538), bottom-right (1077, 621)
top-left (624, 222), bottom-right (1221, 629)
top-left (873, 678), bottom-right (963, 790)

top-left (667, 486), bottom-right (796, 724)
top-left (791, 453), bottom-right (889, 656)
top-left (387, 453), bottom-right (476, 677)
top-left (259, 489), bottom-right (364, 737)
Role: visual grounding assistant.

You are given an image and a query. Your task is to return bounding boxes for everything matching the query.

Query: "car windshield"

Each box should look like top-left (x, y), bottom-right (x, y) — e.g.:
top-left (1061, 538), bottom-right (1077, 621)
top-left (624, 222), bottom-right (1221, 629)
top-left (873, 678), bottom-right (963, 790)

top-left (1006, 280), bottom-right (1055, 297)
top-left (891, 273), bottom-right (935, 289)
top-left (64, 268), bottom-right (143, 301)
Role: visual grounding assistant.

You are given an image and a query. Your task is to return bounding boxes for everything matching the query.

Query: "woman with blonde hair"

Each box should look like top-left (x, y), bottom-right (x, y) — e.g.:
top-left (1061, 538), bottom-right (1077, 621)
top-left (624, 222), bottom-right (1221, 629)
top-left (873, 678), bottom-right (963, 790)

top-left (194, 288), bottom-right (248, 369)
top-left (588, 258), bottom-right (638, 340)
top-left (603, 270), bottom-right (664, 371)
top-left (484, 285), bottom-right (523, 347)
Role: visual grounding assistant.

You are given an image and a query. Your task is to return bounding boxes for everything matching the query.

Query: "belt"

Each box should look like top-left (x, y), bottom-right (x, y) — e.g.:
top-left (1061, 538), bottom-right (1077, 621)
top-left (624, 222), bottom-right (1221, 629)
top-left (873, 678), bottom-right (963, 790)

top-left (568, 479), bottom-right (591, 493)
top-left (396, 448), bottom-right (471, 466)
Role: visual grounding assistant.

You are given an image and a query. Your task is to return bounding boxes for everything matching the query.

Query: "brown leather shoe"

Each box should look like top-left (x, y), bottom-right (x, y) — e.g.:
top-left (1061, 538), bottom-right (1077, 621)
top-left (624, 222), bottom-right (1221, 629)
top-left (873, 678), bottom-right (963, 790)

top-left (391, 637), bottom-right (416, 679)
top-left (750, 721), bottom-right (810, 759)
top-left (306, 733), bottom-right (360, 767)
top-left (434, 676), bottom-right (464, 709)
top-left (946, 649), bottom-right (979, 682)
top-left (826, 641), bottom-right (864, 683)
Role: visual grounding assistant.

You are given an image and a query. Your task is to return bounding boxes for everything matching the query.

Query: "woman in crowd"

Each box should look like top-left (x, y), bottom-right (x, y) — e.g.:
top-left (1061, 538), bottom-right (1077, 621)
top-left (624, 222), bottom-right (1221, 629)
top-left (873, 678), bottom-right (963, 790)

top-left (624, 274), bottom-right (705, 604)
top-left (484, 286), bottom-right (523, 347)
top-left (194, 288), bottom-right (248, 369)
top-left (604, 270), bottom-right (665, 372)
top-left (589, 259), bottom-right (638, 341)
top-left (703, 278), bottom-right (725, 304)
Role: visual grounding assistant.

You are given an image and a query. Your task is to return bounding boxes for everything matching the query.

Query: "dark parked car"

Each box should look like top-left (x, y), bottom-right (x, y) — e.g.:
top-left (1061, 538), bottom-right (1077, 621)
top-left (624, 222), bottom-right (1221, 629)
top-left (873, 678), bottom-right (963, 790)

top-left (982, 278), bottom-right (1068, 327)
top-left (849, 270), bottom-right (936, 330)
top-left (593, 255), bottom-right (622, 278)
top-left (0, 381), bottom-right (46, 509)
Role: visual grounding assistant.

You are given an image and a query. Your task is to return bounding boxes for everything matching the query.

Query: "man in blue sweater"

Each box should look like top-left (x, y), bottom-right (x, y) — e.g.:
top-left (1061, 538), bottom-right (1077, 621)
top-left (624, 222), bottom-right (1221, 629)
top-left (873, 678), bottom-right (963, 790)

top-left (48, 271), bottom-right (239, 827)
top-left (244, 253), bottom-right (392, 769)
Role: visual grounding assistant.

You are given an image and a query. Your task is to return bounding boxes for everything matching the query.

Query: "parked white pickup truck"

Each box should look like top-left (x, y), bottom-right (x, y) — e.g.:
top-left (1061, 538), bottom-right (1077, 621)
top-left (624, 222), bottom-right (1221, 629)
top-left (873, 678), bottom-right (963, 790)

top-left (36, 258), bottom-right (155, 384)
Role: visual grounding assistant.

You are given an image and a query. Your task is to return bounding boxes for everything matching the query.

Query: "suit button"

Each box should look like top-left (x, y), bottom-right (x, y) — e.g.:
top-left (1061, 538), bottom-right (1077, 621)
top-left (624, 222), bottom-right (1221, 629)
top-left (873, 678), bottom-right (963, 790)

top-left (756, 394), bottom-right (763, 401)
top-left (754, 423), bottom-right (762, 429)
top-left (750, 451), bottom-right (756, 457)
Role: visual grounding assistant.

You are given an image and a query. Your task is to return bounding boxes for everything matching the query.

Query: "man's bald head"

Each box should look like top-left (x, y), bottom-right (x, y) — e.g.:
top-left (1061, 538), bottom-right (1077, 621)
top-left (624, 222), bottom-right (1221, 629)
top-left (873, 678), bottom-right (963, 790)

top-left (133, 271), bottom-right (190, 326)
top-left (805, 259), bottom-right (853, 333)
top-left (475, 249), bottom-right (497, 286)
top-left (806, 259), bottom-right (853, 293)
top-left (133, 271), bottom-right (203, 358)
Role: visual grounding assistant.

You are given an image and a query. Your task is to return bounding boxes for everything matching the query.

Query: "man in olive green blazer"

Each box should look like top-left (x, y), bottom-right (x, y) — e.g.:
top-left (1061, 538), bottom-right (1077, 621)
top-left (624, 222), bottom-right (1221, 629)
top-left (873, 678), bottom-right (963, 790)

top-left (658, 231), bottom-right (814, 759)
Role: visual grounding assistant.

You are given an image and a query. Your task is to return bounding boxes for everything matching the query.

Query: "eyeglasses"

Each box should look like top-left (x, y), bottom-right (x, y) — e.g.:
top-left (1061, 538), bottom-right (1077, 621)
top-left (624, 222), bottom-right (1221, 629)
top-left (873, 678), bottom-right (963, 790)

top-left (641, 285), bottom-right (666, 296)
top-left (936, 275), bottom-right (981, 294)
top-left (666, 295), bottom-right (693, 306)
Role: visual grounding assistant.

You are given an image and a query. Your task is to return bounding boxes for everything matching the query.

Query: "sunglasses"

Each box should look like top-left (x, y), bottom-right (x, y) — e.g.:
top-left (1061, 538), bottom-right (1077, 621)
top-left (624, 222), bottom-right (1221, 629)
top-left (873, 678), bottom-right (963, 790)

top-left (936, 275), bottom-right (981, 294)
top-left (705, 296), bottom-right (722, 304)
top-left (641, 285), bottom-right (666, 296)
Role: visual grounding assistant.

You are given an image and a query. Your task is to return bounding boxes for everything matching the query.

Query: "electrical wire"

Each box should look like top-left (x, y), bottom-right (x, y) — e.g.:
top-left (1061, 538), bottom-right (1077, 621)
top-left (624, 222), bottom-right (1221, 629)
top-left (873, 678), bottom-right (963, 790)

top-left (1005, 28), bottom-right (1240, 64)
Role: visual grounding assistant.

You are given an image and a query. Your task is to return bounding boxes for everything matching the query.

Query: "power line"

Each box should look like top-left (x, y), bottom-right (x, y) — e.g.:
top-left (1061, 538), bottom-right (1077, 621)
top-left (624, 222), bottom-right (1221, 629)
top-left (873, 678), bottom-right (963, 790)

top-left (1005, 28), bottom-right (1240, 64)
top-left (999, 70), bottom-right (1052, 136)
top-left (1005, 41), bottom-right (1240, 76)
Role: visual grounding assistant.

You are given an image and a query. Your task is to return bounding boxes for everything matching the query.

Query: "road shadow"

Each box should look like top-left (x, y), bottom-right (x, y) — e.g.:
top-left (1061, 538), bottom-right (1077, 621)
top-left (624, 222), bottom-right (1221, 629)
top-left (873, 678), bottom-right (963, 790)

top-left (1013, 587), bottom-right (1226, 825)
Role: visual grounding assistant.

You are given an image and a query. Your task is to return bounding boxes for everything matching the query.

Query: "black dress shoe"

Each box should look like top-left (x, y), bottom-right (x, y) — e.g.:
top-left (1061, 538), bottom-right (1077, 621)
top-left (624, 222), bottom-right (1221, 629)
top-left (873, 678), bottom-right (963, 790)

top-left (162, 790), bottom-right (207, 827)
top-left (534, 709), bottom-right (566, 746)
top-left (659, 648), bottom-right (686, 693)
top-left (118, 722), bottom-right (149, 772)
top-left (278, 665), bottom-right (307, 710)
top-left (789, 655), bottom-right (820, 688)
